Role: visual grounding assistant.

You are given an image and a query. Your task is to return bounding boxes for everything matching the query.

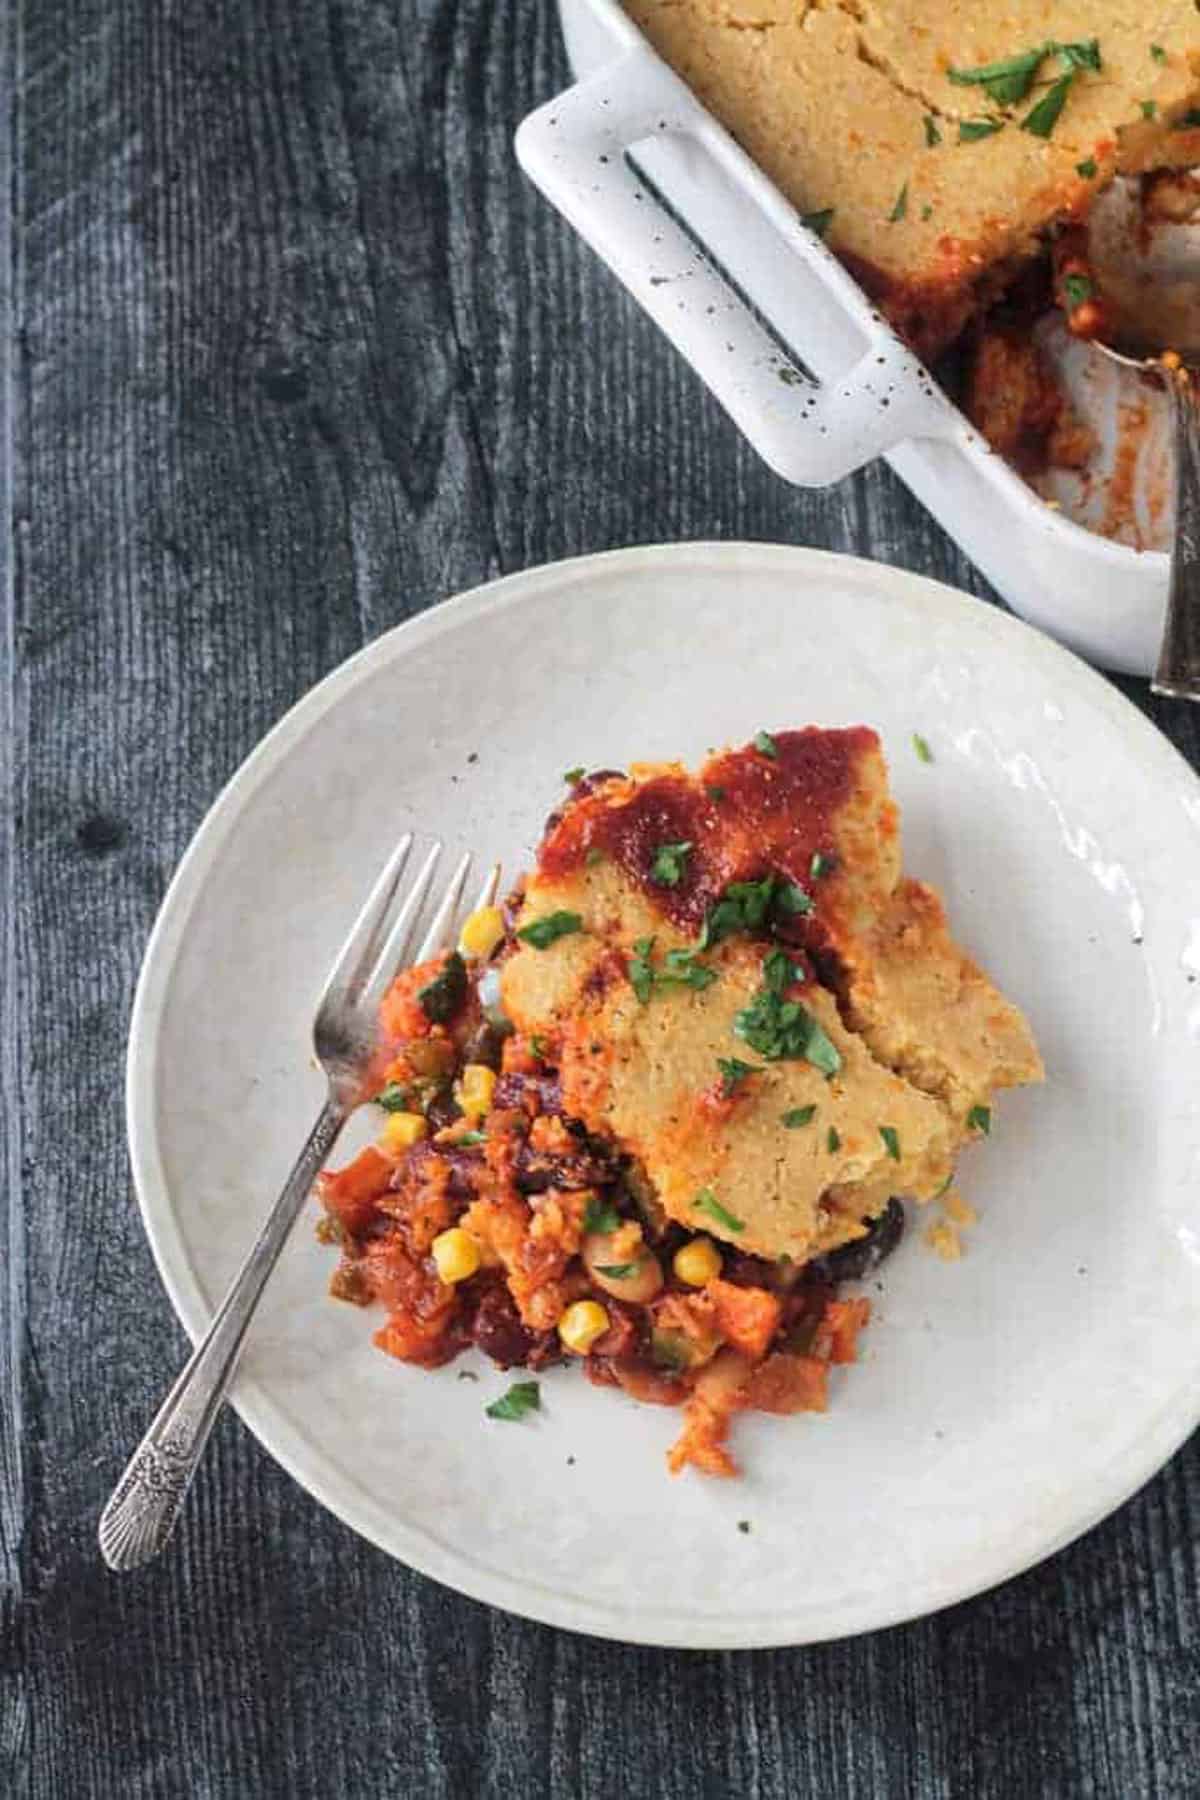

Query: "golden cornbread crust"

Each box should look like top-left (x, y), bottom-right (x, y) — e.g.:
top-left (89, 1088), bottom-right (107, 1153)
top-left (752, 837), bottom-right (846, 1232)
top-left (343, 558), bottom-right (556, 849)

top-left (502, 729), bottom-right (1042, 1265)
top-left (622, 0), bottom-right (1200, 355)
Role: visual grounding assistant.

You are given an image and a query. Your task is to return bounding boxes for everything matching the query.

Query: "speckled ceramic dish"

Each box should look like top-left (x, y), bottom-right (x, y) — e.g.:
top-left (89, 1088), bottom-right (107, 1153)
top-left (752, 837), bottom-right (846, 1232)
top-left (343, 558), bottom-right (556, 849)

top-left (126, 544), bottom-right (1200, 1647)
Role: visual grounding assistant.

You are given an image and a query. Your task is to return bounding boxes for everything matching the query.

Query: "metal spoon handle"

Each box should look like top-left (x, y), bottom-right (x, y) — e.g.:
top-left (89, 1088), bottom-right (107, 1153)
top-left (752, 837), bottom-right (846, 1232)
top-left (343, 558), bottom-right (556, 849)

top-left (1155, 374), bottom-right (1200, 701)
top-left (98, 1096), bottom-right (347, 1571)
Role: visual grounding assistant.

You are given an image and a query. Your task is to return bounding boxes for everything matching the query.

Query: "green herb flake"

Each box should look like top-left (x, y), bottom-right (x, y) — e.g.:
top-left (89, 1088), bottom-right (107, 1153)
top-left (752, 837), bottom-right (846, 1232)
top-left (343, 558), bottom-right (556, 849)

top-left (583, 1197), bottom-right (623, 1236)
top-left (694, 1188), bottom-right (746, 1234)
top-left (782, 1105), bottom-right (817, 1129)
top-left (948, 43), bottom-right (1049, 105)
top-left (967, 1104), bottom-right (993, 1136)
top-left (912, 732), bottom-right (934, 764)
top-left (734, 975), bottom-right (842, 1078)
top-left (827, 1126), bottom-right (841, 1154)
top-left (889, 181), bottom-right (909, 222)
top-left (485, 1380), bottom-right (541, 1422)
top-left (585, 846), bottom-right (606, 867)
top-left (1174, 108), bottom-right (1200, 129)
top-left (800, 207), bottom-right (835, 238)
top-left (762, 946), bottom-right (801, 994)
top-left (1062, 272), bottom-right (1094, 310)
top-left (705, 784), bottom-right (727, 802)
top-left (563, 766), bottom-right (585, 784)
top-left (629, 936), bottom-right (717, 1004)
top-left (959, 117), bottom-right (1005, 141)
top-left (517, 910), bottom-right (583, 950)
top-left (1058, 38), bottom-right (1101, 72)
top-left (717, 1056), bottom-right (762, 1097)
top-left (879, 1125), bottom-right (901, 1162)
top-left (774, 880), bottom-right (814, 917)
top-left (650, 840), bottom-right (693, 887)
top-left (376, 1081), bottom-right (411, 1112)
top-left (530, 1034), bottom-right (549, 1061)
top-left (595, 1262), bottom-right (638, 1280)
top-left (737, 1520), bottom-right (752, 1535)
top-left (1022, 73), bottom-right (1076, 138)
top-left (754, 729), bottom-right (779, 758)
top-left (921, 203), bottom-right (934, 220)
top-left (457, 1130), bottom-right (487, 1147)
top-left (418, 950), bottom-right (468, 1024)
top-left (1076, 156), bottom-right (1098, 177)
top-left (1151, 43), bottom-right (1167, 63)
top-left (1141, 98), bottom-right (1158, 119)
top-left (923, 113), bottom-right (941, 146)
top-left (810, 851), bottom-right (833, 880)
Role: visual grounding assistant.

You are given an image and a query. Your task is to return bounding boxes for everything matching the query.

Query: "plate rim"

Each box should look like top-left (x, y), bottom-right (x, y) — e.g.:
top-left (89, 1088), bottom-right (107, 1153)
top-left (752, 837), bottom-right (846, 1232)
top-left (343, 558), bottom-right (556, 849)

top-left (126, 540), bottom-right (1200, 1647)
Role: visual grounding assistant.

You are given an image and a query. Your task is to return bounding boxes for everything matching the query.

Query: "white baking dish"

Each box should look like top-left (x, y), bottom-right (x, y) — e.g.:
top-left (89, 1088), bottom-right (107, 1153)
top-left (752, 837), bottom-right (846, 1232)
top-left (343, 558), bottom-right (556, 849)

top-left (514, 0), bottom-right (1169, 676)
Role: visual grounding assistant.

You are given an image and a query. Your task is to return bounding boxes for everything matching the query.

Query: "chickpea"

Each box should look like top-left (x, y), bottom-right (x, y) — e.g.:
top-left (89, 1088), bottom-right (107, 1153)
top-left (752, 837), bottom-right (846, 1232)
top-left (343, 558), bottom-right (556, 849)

top-left (582, 1230), bottom-right (664, 1304)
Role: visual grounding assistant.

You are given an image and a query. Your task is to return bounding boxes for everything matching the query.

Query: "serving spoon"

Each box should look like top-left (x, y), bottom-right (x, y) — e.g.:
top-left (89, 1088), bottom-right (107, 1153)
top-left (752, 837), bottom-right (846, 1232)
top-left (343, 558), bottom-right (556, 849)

top-left (1084, 172), bottom-right (1200, 699)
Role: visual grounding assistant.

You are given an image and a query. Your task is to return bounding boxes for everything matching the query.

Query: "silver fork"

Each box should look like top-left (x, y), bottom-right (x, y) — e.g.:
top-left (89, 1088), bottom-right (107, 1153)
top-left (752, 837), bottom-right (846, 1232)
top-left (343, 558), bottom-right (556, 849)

top-left (99, 836), bottom-right (497, 1572)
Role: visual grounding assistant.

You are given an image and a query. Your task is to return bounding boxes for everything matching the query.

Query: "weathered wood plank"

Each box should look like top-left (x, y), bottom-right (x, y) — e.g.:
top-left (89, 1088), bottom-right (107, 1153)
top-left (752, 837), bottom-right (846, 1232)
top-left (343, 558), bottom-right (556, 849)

top-left (5, 2), bottom-right (1199, 1796)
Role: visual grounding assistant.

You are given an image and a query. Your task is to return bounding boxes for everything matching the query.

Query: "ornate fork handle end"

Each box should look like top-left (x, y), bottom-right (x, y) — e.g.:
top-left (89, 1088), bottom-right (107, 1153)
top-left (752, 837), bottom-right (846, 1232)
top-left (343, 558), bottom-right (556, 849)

top-left (99, 1434), bottom-right (196, 1571)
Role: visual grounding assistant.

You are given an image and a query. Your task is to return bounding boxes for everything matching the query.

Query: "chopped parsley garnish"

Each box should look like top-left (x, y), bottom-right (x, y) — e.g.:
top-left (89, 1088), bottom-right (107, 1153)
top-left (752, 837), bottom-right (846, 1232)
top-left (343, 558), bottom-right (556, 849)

top-left (1058, 39), bottom-right (1102, 73)
top-left (376, 1082), bottom-right (411, 1112)
top-left (585, 846), bottom-right (605, 867)
top-left (762, 946), bottom-right (803, 992)
top-left (737, 1520), bottom-right (751, 1535)
top-left (705, 784), bottom-right (727, 802)
top-left (948, 44), bottom-right (1050, 105)
top-left (595, 1262), bottom-right (638, 1280)
top-left (694, 1188), bottom-right (745, 1234)
top-left (650, 840), bottom-right (693, 887)
top-left (563, 766), bottom-right (585, 784)
top-left (889, 182), bottom-right (909, 222)
top-left (1141, 98), bottom-right (1158, 120)
top-left (1062, 272), bottom-right (1094, 310)
top-left (1151, 43), bottom-right (1166, 63)
top-left (782, 1105), bottom-right (817, 1129)
top-left (967, 1104), bottom-right (993, 1135)
top-left (827, 1126), bottom-right (841, 1154)
top-left (912, 732), bottom-right (933, 764)
top-left (774, 881), bottom-right (814, 917)
top-left (457, 1130), bottom-right (487, 1147)
top-left (754, 729), bottom-right (779, 758)
top-left (923, 114), bottom-right (941, 146)
top-left (485, 1380), bottom-right (540, 1422)
top-left (800, 208), bottom-right (835, 238)
top-left (809, 851), bottom-right (833, 880)
top-left (734, 966), bottom-right (842, 1076)
top-left (1076, 157), bottom-right (1098, 178)
top-left (879, 1125), bottom-right (901, 1161)
top-left (921, 203), bottom-right (934, 221)
top-left (529, 1034), bottom-right (548, 1060)
top-left (959, 118), bottom-right (1005, 141)
top-left (628, 937), bottom-right (717, 1004)
top-left (716, 1056), bottom-right (762, 1097)
top-left (583, 1196), bottom-right (623, 1235)
top-left (1022, 74), bottom-right (1074, 138)
top-left (418, 950), bottom-right (468, 1023)
top-left (517, 910), bottom-right (583, 949)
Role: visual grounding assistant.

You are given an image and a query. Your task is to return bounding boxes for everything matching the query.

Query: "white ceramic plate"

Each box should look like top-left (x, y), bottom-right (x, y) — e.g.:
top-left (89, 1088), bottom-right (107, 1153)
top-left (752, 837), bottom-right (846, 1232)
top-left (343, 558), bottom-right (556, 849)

top-left (128, 543), bottom-right (1200, 1648)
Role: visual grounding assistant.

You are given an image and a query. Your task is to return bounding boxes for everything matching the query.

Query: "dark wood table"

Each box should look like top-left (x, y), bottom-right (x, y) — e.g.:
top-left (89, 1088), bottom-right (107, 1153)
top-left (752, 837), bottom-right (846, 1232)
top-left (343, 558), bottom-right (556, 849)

top-left (5, 3), bottom-right (1199, 1793)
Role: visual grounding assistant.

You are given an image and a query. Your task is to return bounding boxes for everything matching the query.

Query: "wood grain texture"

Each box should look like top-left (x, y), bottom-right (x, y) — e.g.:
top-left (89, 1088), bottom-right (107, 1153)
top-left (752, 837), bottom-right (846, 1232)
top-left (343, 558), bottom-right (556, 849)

top-left (3, 2), bottom-right (1199, 1795)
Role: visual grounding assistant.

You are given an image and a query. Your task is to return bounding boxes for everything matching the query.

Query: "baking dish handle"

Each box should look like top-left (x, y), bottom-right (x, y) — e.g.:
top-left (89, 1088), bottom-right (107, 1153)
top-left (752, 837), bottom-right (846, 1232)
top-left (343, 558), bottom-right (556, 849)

top-left (515, 47), bottom-right (954, 486)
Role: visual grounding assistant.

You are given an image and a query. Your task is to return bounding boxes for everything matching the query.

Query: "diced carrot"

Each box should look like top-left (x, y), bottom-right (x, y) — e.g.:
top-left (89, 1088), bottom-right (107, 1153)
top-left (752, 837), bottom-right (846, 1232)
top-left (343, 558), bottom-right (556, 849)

top-left (317, 1145), bottom-right (393, 1236)
top-left (825, 1297), bottom-right (871, 1365)
top-left (707, 1278), bottom-right (782, 1360)
top-left (374, 1312), bottom-right (457, 1368)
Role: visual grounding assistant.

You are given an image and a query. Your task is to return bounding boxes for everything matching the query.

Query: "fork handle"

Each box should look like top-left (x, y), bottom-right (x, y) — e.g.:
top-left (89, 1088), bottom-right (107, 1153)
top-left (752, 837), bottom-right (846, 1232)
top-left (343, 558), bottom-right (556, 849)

top-left (1154, 373), bottom-right (1200, 701)
top-left (99, 1095), bottom-right (347, 1571)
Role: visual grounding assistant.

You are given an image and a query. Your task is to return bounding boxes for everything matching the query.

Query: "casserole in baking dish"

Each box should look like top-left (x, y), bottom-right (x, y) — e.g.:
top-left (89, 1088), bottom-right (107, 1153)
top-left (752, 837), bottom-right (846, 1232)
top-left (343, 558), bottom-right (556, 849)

top-left (516, 0), bottom-right (1184, 674)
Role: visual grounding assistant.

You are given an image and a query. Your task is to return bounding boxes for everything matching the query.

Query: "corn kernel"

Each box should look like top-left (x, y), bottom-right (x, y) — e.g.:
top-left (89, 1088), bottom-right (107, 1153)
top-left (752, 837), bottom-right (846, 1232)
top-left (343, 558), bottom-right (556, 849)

top-left (431, 1227), bottom-right (482, 1285)
top-left (459, 905), bottom-right (505, 960)
top-left (673, 1237), bottom-right (723, 1288)
top-left (379, 1111), bottom-right (428, 1154)
top-left (558, 1299), bottom-right (610, 1355)
top-left (457, 1063), bottom-right (497, 1119)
